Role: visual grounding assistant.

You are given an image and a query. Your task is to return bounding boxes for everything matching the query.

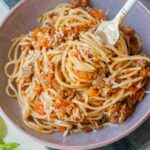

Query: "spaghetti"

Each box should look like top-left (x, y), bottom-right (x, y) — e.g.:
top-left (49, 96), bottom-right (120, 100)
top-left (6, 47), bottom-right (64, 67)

top-left (4, 0), bottom-right (150, 135)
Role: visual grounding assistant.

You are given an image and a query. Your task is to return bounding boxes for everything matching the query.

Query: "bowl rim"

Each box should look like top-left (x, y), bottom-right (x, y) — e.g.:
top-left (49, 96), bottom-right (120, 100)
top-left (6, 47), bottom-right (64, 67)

top-left (0, 0), bottom-right (150, 149)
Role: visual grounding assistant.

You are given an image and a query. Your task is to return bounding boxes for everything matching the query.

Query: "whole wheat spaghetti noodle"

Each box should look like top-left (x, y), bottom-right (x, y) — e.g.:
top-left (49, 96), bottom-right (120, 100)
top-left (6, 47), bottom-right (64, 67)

top-left (4, 0), bottom-right (150, 135)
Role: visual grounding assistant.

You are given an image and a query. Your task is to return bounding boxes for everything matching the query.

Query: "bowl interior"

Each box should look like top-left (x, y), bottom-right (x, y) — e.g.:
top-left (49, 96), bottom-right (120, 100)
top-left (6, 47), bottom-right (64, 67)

top-left (0, 0), bottom-right (150, 149)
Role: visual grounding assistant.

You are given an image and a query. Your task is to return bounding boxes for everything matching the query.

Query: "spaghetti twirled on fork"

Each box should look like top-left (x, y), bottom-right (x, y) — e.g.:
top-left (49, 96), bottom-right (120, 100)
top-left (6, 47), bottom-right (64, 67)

top-left (4, 1), bottom-right (150, 135)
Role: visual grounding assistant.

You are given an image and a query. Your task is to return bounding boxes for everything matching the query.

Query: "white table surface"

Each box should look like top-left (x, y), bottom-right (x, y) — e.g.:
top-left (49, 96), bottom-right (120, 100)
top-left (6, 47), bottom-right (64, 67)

top-left (0, 2), bottom-right (47, 150)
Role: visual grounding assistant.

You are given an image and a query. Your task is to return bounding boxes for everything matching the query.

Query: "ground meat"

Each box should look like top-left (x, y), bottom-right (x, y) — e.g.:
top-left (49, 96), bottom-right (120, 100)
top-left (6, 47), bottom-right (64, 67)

top-left (132, 59), bottom-right (150, 69)
top-left (22, 65), bottom-right (33, 78)
top-left (88, 8), bottom-right (105, 20)
top-left (129, 35), bottom-right (141, 55)
top-left (107, 102), bottom-right (133, 124)
top-left (72, 0), bottom-right (88, 8)
top-left (20, 44), bottom-right (33, 51)
top-left (122, 26), bottom-right (142, 55)
top-left (41, 24), bottom-right (51, 33)
top-left (128, 88), bottom-right (145, 104)
top-left (47, 62), bottom-right (55, 71)
top-left (92, 74), bottom-right (111, 98)
top-left (107, 89), bottom-right (145, 124)
top-left (107, 103), bottom-right (123, 124)
top-left (43, 72), bottom-right (55, 86)
top-left (59, 88), bottom-right (74, 100)
top-left (80, 0), bottom-right (88, 7)
top-left (121, 25), bottom-right (135, 37)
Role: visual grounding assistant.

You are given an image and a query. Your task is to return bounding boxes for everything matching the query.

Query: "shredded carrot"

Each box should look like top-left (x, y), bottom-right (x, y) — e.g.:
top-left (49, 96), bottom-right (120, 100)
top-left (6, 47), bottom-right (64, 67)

top-left (53, 95), bottom-right (63, 109)
top-left (51, 79), bottom-right (59, 89)
top-left (83, 127), bottom-right (92, 133)
top-left (87, 21), bottom-right (93, 28)
top-left (140, 68), bottom-right (150, 77)
top-left (57, 109), bottom-right (66, 117)
top-left (88, 88), bottom-right (99, 97)
top-left (73, 50), bottom-right (80, 57)
top-left (50, 112), bottom-right (56, 117)
top-left (67, 103), bottom-right (76, 111)
top-left (40, 38), bottom-right (49, 47)
top-left (25, 77), bottom-right (32, 83)
top-left (49, 113), bottom-right (56, 122)
top-left (63, 28), bottom-right (69, 36)
top-left (53, 103), bottom-right (62, 109)
top-left (79, 72), bottom-right (93, 80)
top-left (62, 20), bottom-right (96, 37)
top-left (54, 95), bottom-right (63, 100)
top-left (48, 54), bottom-right (52, 60)
top-left (20, 44), bottom-right (31, 51)
top-left (58, 70), bottom-right (63, 78)
top-left (49, 73), bottom-right (55, 80)
top-left (58, 126), bottom-right (66, 132)
top-left (21, 85), bottom-right (28, 91)
top-left (34, 28), bottom-right (42, 36)
top-left (37, 38), bottom-right (49, 50)
top-left (50, 118), bottom-right (55, 123)
top-left (34, 85), bottom-right (43, 95)
top-left (35, 101), bottom-right (45, 115)
top-left (53, 98), bottom-right (69, 109)
top-left (37, 60), bottom-right (42, 66)
top-left (80, 72), bottom-right (89, 79)
top-left (37, 45), bottom-right (42, 50)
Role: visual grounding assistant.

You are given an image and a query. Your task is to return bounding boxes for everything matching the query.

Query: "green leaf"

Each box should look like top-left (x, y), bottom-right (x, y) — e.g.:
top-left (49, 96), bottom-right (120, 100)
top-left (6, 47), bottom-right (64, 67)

top-left (0, 117), bottom-right (7, 140)
top-left (0, 117), bottom-right (20, 150)
top-left (0, 141), bottom-right (5, 144)
top-left (0, 142), bottom-right (20, 150)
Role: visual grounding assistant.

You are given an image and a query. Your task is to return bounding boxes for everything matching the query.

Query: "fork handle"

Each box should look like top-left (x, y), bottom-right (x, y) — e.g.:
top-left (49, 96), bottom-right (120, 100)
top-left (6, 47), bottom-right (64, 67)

top-left (114, 0), bottom-right (138, 24)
